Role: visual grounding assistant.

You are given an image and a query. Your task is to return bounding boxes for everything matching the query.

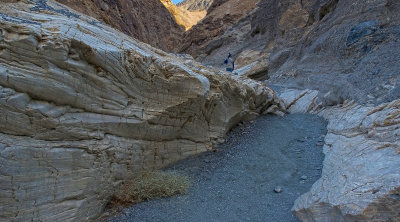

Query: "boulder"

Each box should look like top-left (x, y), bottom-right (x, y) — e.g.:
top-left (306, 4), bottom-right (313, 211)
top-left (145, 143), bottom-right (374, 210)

top-left (0, 1), bottom-right (283, 221)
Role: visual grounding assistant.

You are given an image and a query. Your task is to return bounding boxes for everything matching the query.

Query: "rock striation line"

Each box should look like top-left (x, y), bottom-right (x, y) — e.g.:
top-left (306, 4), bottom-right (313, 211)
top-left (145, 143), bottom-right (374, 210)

top-left (279, 89), bottom-right (400, 221)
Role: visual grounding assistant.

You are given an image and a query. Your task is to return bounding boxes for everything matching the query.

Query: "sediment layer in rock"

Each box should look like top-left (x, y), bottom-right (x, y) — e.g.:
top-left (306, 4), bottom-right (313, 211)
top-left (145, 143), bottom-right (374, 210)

top-left (0, 1), bottom-right (283, 221)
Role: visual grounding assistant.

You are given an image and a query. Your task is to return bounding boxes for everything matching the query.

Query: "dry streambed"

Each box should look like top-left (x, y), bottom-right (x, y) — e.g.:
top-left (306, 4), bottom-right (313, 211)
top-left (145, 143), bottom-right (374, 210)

top-left (105, 114), bottom-right (328, 222)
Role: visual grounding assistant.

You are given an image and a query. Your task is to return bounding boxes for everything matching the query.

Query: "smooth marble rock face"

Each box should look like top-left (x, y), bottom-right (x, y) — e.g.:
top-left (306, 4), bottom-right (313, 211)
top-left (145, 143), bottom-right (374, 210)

top-left (280, 89), bottom-right (400, 221)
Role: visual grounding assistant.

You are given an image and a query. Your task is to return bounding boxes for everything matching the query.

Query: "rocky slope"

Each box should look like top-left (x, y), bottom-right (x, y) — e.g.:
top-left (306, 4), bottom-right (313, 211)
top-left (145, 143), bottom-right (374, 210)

top-left (0, 1), bottom-right (283, 221)
top-left (177, 0), bottom-right (213, 11)
top-left (279, 89), bottom-right (400, 221)
top-left (54, 0), bottom-right (184, 51)
top-left (161, 0), bottom-right (206, 30)
top-left (182, 0), bottom-right (400, 105)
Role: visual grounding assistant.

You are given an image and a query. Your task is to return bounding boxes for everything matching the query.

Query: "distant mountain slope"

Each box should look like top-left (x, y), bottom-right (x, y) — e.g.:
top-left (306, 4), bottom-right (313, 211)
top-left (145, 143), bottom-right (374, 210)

top-left (54, 0), bottom-right (184, 51)
top-left (177, 0), bottom-right (213, 11)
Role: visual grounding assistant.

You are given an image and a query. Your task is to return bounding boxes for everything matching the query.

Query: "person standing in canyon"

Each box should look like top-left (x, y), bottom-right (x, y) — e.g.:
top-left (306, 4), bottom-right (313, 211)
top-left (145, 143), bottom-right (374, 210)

top-left (224, 53), bottom-right (235, 72)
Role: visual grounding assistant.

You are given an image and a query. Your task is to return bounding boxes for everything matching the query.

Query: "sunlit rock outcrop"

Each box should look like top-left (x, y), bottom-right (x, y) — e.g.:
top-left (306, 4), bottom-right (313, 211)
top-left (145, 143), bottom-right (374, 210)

top-left (160, 0), bottom-right (206, 31)
top-left (0, 1), bottom-right (283, 221)
top-left (177, 0), bottom-right (213, 11)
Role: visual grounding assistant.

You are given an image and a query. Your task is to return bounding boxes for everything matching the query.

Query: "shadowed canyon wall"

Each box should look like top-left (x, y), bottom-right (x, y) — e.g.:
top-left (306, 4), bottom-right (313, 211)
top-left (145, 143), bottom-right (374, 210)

top-left (54, 0), bottom-right (184, 51)
top-left (182, 0), bottom-right (400, 105)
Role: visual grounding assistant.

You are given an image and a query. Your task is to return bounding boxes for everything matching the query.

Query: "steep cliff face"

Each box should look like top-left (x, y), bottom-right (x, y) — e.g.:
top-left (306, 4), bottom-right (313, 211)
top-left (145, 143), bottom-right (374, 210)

top-left (264, 0), bottom-right (400, 105)
top-left (0, 1), bottom-right (283, 221)
top-left (54, 0), bottom-right (184, 51)
top-left (179, 0), bottom-right (260, 60)
top-left (182, 0), bottom-right (400, 105)
top-left (177, 0), bottom-right (213, 11)
top-left (160, 0), bottom-right (206, 30)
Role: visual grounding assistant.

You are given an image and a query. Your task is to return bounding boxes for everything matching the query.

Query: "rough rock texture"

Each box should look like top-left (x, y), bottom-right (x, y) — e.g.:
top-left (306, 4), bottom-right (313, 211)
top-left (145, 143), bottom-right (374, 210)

top-left (293, 100), bottom-right (400, 221)
top-left (279, 89), bottom-right (320, 113)
top-left (267, 0), bottom-right (400, 105)
top-left (183, 0), bottom-right (400, 105)
top-left (160, 0), bottom-right (206, 31)
top-left (177, 0), bottom-right (213, 11)
top-left (0, 1), bottom-right (283, 221)
top-left (178, 0), bottom-right (260, 61)
top-left (54, 0), bottom-right (184, 51)
top-left (279, 89), bottom-right (400, 221)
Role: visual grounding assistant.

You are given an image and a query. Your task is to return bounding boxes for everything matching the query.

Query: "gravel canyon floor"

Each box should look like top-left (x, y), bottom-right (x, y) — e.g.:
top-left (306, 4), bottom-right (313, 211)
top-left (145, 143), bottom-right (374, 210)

top-left (105, 114), bottom-right (328, 222)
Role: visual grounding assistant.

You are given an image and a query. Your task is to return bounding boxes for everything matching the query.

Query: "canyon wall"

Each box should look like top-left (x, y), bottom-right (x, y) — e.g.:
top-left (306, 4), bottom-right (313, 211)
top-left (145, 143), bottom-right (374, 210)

top-left (177, 0), bottom-right (213, 11)
top-left (160, 0), bottom-right (206, 31)
top-left (0, 1), bottom-right (283, 221)
top-left (54, 0), bottom-right (184, 51)
top-left (182, 0), bottom-right (400, 105)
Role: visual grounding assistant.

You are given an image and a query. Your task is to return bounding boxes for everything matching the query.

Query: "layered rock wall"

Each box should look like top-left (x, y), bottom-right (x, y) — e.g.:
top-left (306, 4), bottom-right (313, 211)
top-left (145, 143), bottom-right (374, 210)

top-left (0, 1), bottom-right (282, 221)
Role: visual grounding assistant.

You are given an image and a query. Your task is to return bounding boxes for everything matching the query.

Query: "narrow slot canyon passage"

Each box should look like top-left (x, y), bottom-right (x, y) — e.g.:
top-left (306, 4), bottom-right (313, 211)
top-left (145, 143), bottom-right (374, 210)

top-left (105, 114), bottom-right (328, 222)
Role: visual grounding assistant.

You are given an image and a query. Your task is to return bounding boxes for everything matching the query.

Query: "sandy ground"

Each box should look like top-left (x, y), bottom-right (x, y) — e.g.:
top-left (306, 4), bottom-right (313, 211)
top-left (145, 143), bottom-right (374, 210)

top-left (104, 114), bottom-right (327, 222)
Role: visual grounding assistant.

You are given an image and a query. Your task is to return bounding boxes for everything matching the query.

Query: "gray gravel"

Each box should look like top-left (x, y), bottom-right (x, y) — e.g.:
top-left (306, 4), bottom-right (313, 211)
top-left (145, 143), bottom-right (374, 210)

top-left (104, 114), bottom-right (327, 222)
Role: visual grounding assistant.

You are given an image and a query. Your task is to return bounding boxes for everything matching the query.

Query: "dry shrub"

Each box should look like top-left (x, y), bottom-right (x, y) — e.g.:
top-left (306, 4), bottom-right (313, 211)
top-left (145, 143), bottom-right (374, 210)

top-left (111, 171), bottom-right (190, 206)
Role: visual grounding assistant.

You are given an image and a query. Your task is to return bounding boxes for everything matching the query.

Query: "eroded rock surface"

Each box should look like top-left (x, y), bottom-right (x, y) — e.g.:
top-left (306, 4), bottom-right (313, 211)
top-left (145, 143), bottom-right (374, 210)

top-left (179, 0), bottom-right (260, 60)
top-left (54, 0), bottom-right (184, 51)
top-left (182, 0), bottom-right (400, 105)
top-left (279, 89), bottom-right (400, 221)
top-left (293, 100), bottom-right (400, 221)
top-left (0, 1), bottom-right (283, 221)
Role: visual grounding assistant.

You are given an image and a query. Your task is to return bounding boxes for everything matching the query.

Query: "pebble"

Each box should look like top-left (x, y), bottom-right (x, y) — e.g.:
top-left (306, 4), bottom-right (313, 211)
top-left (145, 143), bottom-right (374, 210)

top-left (296, 138), bottom-right (305, 142)
top-left (300, 176), bottom-right (308, 180)
top-left (217, 139), bottom-right (226, 144)
top-left (274, 186), bottom-right (283, 193)
top-left (316, 142), bottom-right (324, 146)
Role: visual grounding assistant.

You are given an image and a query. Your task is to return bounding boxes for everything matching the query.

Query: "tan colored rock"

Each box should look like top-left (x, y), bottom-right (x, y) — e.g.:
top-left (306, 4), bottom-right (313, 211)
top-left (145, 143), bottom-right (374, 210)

top-left (278, 2), bottom-right (309, 30)
top-left (234, 50), bottom-right (268, 69)
top-left (234, 61), bottom-right (269, 81)
top-left (292, 100), bottom-right (400, 221)
top-left (0, 1), bottom-right (283, 221)
top-left (160, 0), bottom-right (206, 31)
